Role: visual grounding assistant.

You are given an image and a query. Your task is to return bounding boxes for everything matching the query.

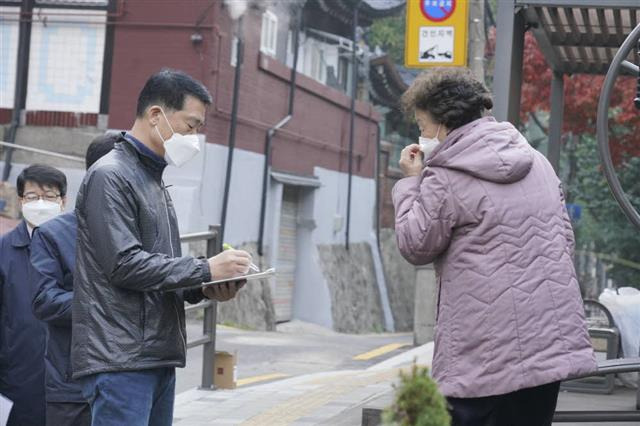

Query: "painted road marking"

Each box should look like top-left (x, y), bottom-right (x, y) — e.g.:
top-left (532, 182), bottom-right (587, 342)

top-left (353, 343), bottom-right (409, 361)
top-left (237, 373), bottom-right (289, 387)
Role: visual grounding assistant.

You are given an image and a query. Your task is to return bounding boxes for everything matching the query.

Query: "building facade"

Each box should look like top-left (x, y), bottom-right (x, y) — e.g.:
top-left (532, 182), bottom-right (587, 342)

top-left (0, 0), bottom-right (408, 331)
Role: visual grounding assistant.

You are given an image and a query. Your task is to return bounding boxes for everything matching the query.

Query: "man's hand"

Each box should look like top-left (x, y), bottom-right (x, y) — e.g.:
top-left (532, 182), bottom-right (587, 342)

top-left (208, 249), bottom-right (252, 281)
top-left (202, 280), bottom-right (246, 302)
top-left (399, 144), bottom-right (424, 177)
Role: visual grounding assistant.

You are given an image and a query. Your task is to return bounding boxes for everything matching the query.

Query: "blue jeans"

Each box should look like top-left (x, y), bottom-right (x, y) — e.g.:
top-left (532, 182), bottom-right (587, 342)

top-left (80, 368), bottom-right (175, 426)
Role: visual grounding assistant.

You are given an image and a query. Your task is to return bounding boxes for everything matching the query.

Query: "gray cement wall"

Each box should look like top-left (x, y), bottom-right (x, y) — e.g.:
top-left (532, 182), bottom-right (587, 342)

top-left (316, 242), bottom-right (385, 333)
top-left (186, 241), bottom-right (276, 331)
top-left (212, 242), bottom-right (276, 331)
top-left (379, 228), bottom-right (416, 332)
top-left (215, 278), bottom-right (276, 331)
top-left (413, 264), bottom-right (438, 346)
top-left (5, 126), bottom-right (102, 169)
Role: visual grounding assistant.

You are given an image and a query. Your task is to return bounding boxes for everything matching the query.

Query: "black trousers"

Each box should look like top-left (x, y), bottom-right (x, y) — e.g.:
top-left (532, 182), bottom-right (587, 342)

top-left (46, 402), bottom-right (91, 426)
top-left (447, 381), bottom-right (561, 426)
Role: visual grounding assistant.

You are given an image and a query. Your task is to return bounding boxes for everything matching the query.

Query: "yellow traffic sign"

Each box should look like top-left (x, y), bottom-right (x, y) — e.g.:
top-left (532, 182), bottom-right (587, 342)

top-left (404, 0), bottom-right (469, 68)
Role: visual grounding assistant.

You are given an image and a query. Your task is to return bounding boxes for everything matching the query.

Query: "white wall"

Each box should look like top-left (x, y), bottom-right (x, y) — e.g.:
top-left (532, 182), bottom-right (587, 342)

top-left (312, 167), bottom-right (376, 245)
top-left (1, 142), bottom-right (380, 329)
top-left (163, 141), bottom-right (277, 246)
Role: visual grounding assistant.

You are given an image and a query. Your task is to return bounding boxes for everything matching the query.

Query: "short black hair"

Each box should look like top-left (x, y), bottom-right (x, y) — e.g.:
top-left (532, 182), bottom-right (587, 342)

top-left (86, 131), bottom-right (119, 170)
top-left (17, 164), bottom-right (67, 198)
top-left (135, 69), bottom-right (212, 117)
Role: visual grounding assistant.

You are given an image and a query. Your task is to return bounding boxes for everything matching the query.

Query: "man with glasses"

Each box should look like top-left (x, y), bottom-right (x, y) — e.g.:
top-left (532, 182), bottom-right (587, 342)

top-left (0, 164), bottom-right (67, 426)
top-left (29, 133), bottom-right (117, 426)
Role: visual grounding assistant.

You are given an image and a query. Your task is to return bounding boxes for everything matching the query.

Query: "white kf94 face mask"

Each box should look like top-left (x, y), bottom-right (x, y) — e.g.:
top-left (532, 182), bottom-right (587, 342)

top-left (419, 124), bottom-right (442, 157)
top-left (155, 108), bottom-right (201, 167)
top-left (22, 200), bottom-right (61, 227)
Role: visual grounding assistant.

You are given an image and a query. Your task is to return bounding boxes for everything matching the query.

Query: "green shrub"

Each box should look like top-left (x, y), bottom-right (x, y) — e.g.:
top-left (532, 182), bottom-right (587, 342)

top-left (383, 364), bottom-right (451, 426)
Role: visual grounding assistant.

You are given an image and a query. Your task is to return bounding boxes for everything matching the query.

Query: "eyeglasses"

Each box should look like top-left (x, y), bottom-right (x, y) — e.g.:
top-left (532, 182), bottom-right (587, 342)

top-left (22, 192), bottom-right (61, 203)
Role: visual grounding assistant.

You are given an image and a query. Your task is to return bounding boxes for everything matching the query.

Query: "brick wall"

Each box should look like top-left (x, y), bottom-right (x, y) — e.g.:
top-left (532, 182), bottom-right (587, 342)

top-left (108, 1), bottom-right (380, 179)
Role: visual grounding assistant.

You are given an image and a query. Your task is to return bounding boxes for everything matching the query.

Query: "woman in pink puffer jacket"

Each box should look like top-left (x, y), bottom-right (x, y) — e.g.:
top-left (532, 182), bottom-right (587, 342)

top-left (393, 68), bottom-right (596, 426)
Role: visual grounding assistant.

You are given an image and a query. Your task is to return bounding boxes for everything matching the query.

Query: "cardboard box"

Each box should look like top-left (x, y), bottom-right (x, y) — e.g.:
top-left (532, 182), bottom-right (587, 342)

top-left (214, 351), bottom-right (237, 389)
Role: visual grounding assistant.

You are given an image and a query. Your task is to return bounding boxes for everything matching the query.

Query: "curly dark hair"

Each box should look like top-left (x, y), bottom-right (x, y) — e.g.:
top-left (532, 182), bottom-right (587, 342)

top-left (401, 68), bottom-right (493, 130)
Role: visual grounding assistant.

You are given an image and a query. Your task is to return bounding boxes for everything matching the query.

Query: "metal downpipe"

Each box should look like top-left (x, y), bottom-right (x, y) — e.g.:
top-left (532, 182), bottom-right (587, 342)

top-left (219, 17), bottom-right (244, 242)
top-left (345, 2), bottom-right (360, 250)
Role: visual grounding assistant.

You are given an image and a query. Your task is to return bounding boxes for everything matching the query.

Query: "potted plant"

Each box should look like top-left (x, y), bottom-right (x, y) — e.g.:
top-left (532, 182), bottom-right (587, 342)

top-left (383, 364), bottom-right (451, 426)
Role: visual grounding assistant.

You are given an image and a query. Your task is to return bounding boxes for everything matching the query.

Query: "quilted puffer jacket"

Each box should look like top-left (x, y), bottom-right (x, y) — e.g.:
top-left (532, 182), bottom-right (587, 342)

top-left (392, 116), bottom-right (596, 398)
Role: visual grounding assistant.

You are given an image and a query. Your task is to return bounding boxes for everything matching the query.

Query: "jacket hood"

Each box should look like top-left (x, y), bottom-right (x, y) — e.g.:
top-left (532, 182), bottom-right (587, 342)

top-left (427, 116), bottom-right (534, 184)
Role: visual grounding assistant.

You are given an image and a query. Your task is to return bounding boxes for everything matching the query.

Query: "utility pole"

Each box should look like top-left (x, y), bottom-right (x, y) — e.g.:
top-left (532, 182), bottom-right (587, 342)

top-left (468, 0), bottom-right (486, 82)
top-left (2, 0), bottom-right (35, 182)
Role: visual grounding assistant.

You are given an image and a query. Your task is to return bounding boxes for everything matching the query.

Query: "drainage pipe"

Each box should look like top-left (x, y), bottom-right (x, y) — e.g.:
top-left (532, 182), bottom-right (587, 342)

top-left (257, 6), bottom-right (301, 256)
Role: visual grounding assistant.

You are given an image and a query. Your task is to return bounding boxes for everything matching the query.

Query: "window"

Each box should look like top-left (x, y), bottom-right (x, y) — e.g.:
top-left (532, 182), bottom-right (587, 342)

top-left (309, 41), bottom-right (326, 83)
top-left (260, 10), bottom-right (278, 57)
top-left (286, 30), bottom-right (293, 67)
top-left (337, 57), bottom-right (349, 92)
top-left (295, 28), bottom-right (355, 93)
top-left (26, 8), bottom-right (106, 113)
top-left (0, 6), bottom-right (20, 108)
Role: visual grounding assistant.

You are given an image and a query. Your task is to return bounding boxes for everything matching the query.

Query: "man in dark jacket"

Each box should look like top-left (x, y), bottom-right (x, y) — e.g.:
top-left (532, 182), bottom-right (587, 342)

top-left (72, 69), bottom-right (252, 425)
top-left (29, 133), bottom-right (117, 426)
top-left (0, 164), bottom-right (68, 426)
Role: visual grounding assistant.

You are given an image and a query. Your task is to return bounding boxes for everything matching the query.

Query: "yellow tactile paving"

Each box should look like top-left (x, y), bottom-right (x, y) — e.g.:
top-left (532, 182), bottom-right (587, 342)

top-left (353, 343), bottom-right (409, 361)
top-left (237, 373), bottom-right (289, 387)
top-left (240, 369), bottom-right (399, 426)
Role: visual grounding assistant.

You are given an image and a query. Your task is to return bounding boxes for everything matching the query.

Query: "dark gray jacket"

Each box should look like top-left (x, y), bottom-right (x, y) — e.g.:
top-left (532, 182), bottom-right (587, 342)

top-left (71, 136), bottom-right (210, 379)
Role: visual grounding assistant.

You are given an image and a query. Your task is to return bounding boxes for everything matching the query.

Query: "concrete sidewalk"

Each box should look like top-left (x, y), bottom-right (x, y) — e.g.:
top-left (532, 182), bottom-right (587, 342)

top-left (173, 341), bottom-right (639, 425)
top-left (173, 343), bottom-right (434, 425)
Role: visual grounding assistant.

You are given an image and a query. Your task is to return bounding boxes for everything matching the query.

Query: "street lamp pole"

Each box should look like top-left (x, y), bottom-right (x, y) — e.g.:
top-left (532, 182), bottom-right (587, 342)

top-left (220, 2), bottom-right (247, 243)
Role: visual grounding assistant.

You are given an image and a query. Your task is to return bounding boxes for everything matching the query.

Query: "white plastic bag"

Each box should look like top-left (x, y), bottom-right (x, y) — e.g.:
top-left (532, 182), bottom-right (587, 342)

top-left (599, 287), bottom-right (640, 388)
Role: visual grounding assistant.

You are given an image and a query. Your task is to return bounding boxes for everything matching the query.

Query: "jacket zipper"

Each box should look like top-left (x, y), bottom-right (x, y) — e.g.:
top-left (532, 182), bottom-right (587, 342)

top-left (173, 303), bottom-right (187, 355)
top-left (162, 183), bottom-right (187, 355)
top-left (162, 182), bottom-right (176, 258)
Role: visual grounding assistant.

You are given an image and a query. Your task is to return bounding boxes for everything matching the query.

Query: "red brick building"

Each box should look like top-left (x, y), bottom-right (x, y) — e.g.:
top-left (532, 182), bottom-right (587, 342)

top-left (0, 0), bottom-right (407, 331)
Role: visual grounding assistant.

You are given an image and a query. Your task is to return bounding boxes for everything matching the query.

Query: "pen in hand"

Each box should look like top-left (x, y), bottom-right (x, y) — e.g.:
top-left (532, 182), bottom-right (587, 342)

top-left (222, 243), bottom-right (260, 273)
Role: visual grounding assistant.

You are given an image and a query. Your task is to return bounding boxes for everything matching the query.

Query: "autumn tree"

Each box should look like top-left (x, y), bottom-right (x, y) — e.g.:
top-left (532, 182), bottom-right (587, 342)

top-left (503, 30), bottom-right (640, 289)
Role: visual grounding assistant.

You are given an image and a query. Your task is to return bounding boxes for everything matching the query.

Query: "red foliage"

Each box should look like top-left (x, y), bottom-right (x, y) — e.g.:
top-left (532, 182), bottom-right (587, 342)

top-left (488, 29), bottom-right (640, 163)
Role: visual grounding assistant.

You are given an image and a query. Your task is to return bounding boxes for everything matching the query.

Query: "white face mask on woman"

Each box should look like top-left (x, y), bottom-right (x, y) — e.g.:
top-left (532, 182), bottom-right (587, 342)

top-left (22, 200), bottom-right (62, 227)
top-left (154, 108), bottom-right (201, 167)
top-left (419, 124), bottom-right (441, 156)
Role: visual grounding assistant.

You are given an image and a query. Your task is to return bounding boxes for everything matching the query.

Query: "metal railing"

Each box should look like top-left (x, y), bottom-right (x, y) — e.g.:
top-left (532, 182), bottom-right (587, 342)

top-left (179, 226), bottom-right (221, 390)
top-left (553, 357), bottom-right (640, 422)
top-left (361, 357), bottom-right (640, 425)
top-left (0, 140), bottom-right (85, 165)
